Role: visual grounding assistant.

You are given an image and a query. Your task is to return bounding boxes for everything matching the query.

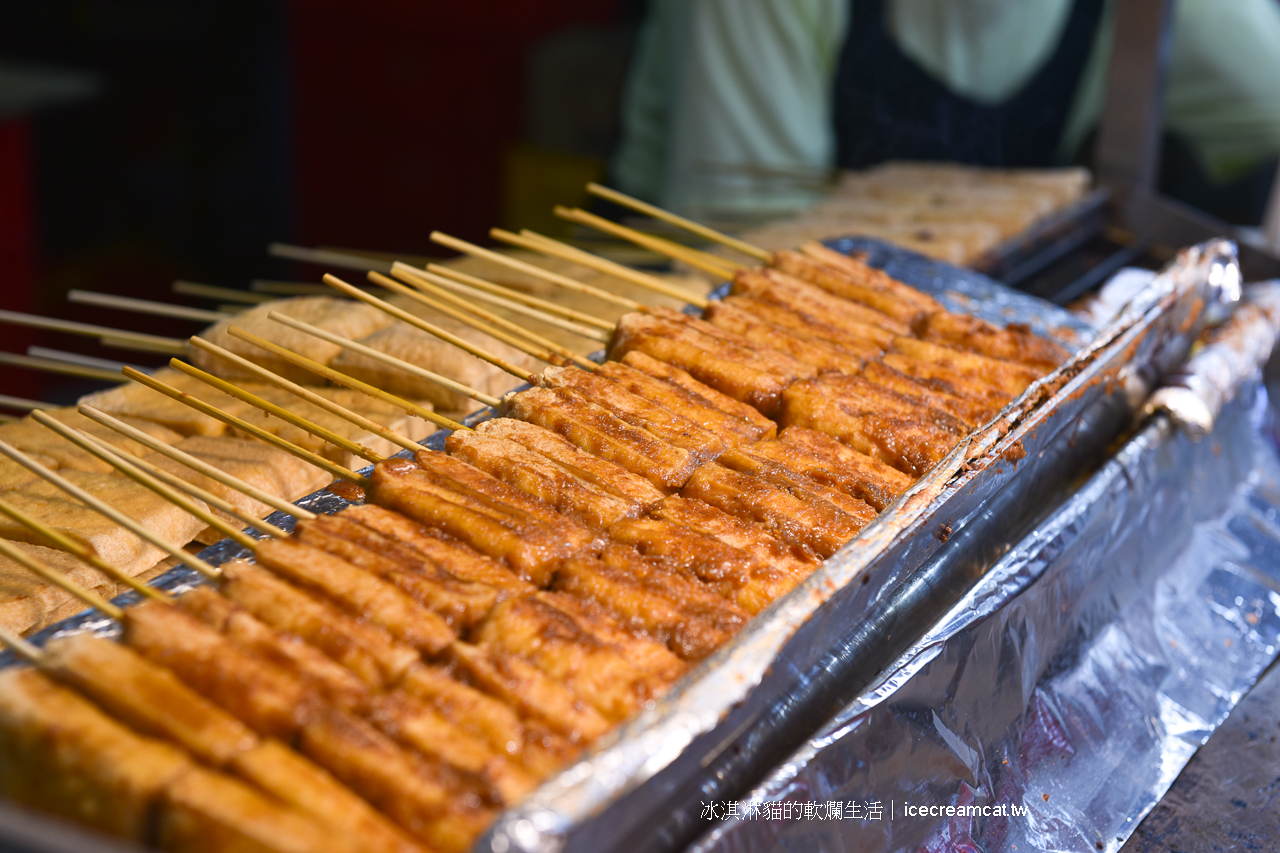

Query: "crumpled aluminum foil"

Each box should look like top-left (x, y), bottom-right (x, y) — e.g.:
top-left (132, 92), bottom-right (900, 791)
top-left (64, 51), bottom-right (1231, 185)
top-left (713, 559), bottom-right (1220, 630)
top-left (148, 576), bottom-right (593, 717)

top-left (688, 286), bottom-right (1280, 853)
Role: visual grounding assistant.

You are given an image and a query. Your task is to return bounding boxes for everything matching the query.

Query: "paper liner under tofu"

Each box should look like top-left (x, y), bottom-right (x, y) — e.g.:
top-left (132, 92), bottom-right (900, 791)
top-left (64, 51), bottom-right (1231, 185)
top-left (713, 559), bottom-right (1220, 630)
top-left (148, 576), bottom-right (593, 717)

top-left (79, 367), bottom-right (267, 437)
top-left (330, 308), bottom-right (542, 413)
top-left (191, 295), bottom-right (394, 385)
top-left (0, 471), bottom-right (207, 580)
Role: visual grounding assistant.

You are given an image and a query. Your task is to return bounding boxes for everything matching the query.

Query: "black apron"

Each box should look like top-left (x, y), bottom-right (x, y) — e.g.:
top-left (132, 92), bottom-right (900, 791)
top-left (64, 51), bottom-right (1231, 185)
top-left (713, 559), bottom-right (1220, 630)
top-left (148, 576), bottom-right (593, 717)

top-left (833, 0), bottom-right (1105, 169)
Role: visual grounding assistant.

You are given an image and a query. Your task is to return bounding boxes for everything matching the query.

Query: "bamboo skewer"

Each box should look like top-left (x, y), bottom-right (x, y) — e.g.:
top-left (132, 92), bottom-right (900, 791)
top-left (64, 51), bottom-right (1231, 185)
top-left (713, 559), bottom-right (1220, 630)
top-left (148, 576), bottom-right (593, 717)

top-left (0, 618), bottom-right (45, 662)
top-left (28, 348), bottom-right (139, 373)
top-left (0, 352), bottom-right (130, 383)
top-left (250, 280), bottom-right (332, 296)
top-left (172, 281), bottom-right (273, 304)
top-left (365, 270), bottom-right (576, 369)
top-left (98, 334), bottom-right (189, 356)
top-left (0, 309), bottom-right (187, 356)
top-left (68, 291), bottom-right (232, 323)
top-left (585, 182), bottom-right (773, 261)
top-left (256, 314), bottom-right (499, 415)
top-left (267, 243), bottom-right (394, 274)
top-left (553, 207), bottom-right (743, 279)
top-left (493, 228), bottom-right (709, 308)
top-left (376, 269), bottom-right (598, 371)
top-left (421, 263), bottom-right (616, 331)
top-left (429, 231), bottom-right (643, 311)
top-left (31, 413), bottom-right (263, 550)
top-left (0, 393), bottom-right (55, 412)
top-left (119, 367), bottom-right (369, 487)
top-left (0, 496), bottom-right (169, 603)
top-left (166, 360), bottom-right (387, 466)
top-left (0, 413), bottom-right (16, 424)
top-left (321, 273), bottom-right (538, 386)
top-left (0, 534), bottom-right (127, 620)
top-left (0, 440), bottom-right (221, 579)
top-left (32, 412), bottom-right (288, 540)
top-left (188, 337), bottom-right (422, 454)
top-left (394, 263), bottom-right (611, 343)
top-left (78, 406), bottom-right (316, 522)
top-left (227, 325), bottom-right (475, 429)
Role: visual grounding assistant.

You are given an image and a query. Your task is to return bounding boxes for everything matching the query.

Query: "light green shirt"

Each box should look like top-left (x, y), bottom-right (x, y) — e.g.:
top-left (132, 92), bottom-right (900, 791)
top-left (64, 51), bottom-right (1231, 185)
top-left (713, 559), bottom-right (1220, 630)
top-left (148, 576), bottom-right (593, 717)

top-left (613, 0), bottom-right (1280, 216)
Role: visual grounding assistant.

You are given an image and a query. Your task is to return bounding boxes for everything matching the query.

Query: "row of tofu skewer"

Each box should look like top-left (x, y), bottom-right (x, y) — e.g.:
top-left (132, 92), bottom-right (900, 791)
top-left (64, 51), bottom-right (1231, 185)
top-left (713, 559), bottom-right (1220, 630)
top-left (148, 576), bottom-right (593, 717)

top-left (0, 217), bottom-right (1069, 853)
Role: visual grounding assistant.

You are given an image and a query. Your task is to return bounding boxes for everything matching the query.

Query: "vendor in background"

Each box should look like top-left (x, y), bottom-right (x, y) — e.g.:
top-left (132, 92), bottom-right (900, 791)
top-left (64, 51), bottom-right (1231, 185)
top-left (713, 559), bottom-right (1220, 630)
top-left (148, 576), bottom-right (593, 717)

top-left (612, 0), bottom-right (1280, 225)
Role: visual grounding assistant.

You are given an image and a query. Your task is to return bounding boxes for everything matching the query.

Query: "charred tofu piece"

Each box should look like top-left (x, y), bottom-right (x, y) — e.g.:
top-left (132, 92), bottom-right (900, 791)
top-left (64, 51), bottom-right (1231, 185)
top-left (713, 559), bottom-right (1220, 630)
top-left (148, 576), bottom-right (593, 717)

top-left (861, 360), bottom-right (994, 428)
top-left (0, 667), bottom-right (192, 842)
top-left (918, 310), bottom-right (1069, 372)
top-left (596, 358), bottom-right (761, 446)
top-left (446, 429), bottom-right (642, 529)
top-left (554, 552), bottom-right (747, 661)
top-left (540, 366), bottom-right (728, 464)
top-left (367, 691), bottom-right (537, 806)
top-left (770, 249), bottom-right (937, 328)
top-left (371, 456), bottom-right (583, 585)
top-left (507, 386), bottom-right (698, 491)
top-left (679, 463), bottom-right (870, 560)
top-left (715, 448), bottom-right (880, 527)
top-left (732, 267), bottom-right (909, 336)
top-left (617, 350), bottom-right (776, 439)
top-left (881, 352), bottom-right (1014, 413)
top-left (772, 427), bottom-right (914, 511)
top-left (448, 642), bottom-right (611, 744)
top-left (342, 504), bottom-right (532, 593)
top-left (890, 337), bottom-right (1041, 397)
top-left (42, 632), bottom-right (257, 768)
top-left (218, 560), bottom-right (419, 688)
top-left (295, 514), bottom-right (504, 631)
top-left (608, 515), bottom-right (797, 613)
top-left (797, 242), bottom-right (945, 316)
top-left (646, 305), bottom-right (817, 380)
top-left (122, 600), bottom-right (318, 741)
top-left (533, 591), bottom-right (688, 683)
top-left (177, 585), bottom-right (371, 712)
top-left (726, 294), bottom-right (893, 356)
top-left (778, 377), bottom-right (964, 477)
top-left (475, 417), bottom-right (666, 508)
top-left (255, 538), bottom-right (456, 656)
top-left (703, 300), bottom-right (867, 373)
top-left (649, 494), bottom-right (820, 578)
top-left (609, 310), bottom-right (801, 416)
top-left (472, 596), bottom-right (668, 723)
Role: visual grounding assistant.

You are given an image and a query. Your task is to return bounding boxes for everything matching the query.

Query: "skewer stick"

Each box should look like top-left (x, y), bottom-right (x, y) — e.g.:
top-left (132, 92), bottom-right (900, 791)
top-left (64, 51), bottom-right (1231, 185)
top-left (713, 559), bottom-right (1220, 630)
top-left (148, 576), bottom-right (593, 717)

top-left (227, 326), bottom-right (475, 429)
top-left (28, 347), bottom-right (139, 373)
top-left (31, 412), bottom-right (261, 550)
top-left (78, 405), bottom-right (316, 521)
top-left (68, 290), bottom-right (232, 323)
top-left (585, 182), bottom-right (773, 261)
top-left (120, 367), bottom-right (369, 487)
top-left (0, 440), bottom-right (221, 579)
top-left (250, 280), bottom-right (331, 296)
top-left (321, 273), bottom-right (538, 386)
top-left (0, 309), bottom-right (187, 355)
top-left (33, 412), bottom-right (288, 539)
top-left (0, 535), bottom-right (125, 620)
top-left (172, 281), bottom-right (273, 304)
top-left (554, 207), bottom-right (743, 279)
top-left (366, 270), bottom-right (574, 368)
top-left (421, 263), bottom-right (616, 330)
top-left (494, 228), bottom-right (709, 308)
top-left (377, 269), bottom-right (598, 370)
top-left (167, 359), bottom-right (387, 465)
top-left (429, 231), bottom-right (643, 311)
top-left (188, 337), bottom-right (421, 454)
top-left (98, 334), bottom-right (190, 356)
top-left (0, 413), bottom-right (16, 424)
top-left (253, 315), bottom-right (498, 416)
top-left (0, 619), bottom-right (44, 662)
top-left (394, 263), bottom-right (611, 343)
top-left (0, 393), bottom-right (54, 412)
top-left (267, 243), bottom-right (393, 274)
top-left (0, 496), bottom-right (169, 602)
top-left (0, 352), bottom-right (130, 383)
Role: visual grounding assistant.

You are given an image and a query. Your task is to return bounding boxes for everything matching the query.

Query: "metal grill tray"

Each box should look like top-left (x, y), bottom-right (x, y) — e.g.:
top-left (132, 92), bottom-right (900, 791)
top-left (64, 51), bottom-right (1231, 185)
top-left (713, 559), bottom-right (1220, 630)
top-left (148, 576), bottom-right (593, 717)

top-left (0, 237), bottom-right (1236, 853)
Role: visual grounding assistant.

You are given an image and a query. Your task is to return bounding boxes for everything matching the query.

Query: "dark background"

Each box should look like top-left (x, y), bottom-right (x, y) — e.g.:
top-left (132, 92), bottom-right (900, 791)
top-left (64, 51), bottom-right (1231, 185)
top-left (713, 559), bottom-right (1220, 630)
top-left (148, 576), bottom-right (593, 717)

top-left (0, 0), bottom-right (643, 403)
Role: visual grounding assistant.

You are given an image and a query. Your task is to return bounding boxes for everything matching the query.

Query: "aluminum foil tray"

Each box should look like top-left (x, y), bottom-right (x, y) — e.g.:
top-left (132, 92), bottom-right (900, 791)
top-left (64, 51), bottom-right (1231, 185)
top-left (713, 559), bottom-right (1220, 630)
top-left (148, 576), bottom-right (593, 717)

top-left (0, 239), bottom-right (1238, 853)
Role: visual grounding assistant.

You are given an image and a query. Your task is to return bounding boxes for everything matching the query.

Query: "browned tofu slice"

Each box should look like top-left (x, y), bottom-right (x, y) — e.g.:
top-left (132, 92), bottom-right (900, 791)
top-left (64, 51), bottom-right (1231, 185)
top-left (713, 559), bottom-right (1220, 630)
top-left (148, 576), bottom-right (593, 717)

top-left (618, 350), bottom-right (777, 440)
top-left (0, 667), bottom-right (192, 841)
